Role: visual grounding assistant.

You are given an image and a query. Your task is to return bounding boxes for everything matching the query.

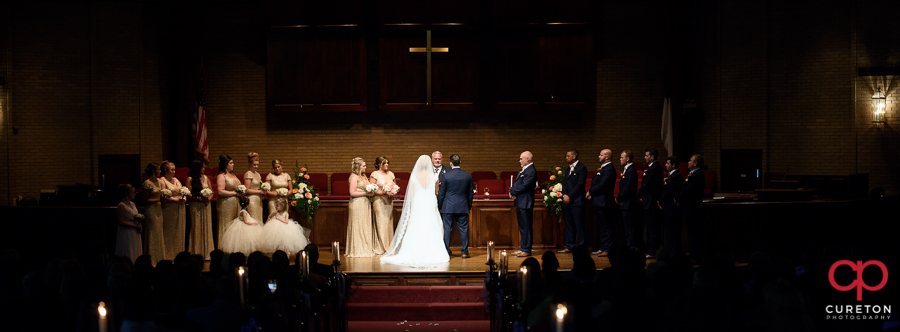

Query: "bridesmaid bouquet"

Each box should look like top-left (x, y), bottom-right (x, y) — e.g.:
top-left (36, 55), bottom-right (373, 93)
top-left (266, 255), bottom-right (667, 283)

top-left (365, 184), bottom-right (379, 202)
top-left (133, 213), bottom-right (145, 224)
top-left (383, 182), bottom-right (401, 197)
top-left (159, 189), bottom-right (173, 199)
top-left (235, 185), bottom-right (247, 195)
top-left (179, 187), bottom-right (191, 197)
top-left (260, 182), bottom-right (271, 192)
top-left (276, 188), bottom-right (289, 197)
top-left (200, 188), bottom-right (214, 198)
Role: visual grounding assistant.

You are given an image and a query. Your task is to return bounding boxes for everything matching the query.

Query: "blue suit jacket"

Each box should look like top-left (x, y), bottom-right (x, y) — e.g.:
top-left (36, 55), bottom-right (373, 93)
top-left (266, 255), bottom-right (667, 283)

top-left (589, 163), bottom-right (616, 208)
top-left (509, 165), bottom-right (537, 209)
top-left (635, 160), bottom-right (664, 210)
top-left (658, 169), bottom-right (683, 207)
top-left (617, 164), bottom-right (638, 211)
top-left (562, 162), bottom-right (587, 207)
top-left (438, 167), bottom-right (474, 213)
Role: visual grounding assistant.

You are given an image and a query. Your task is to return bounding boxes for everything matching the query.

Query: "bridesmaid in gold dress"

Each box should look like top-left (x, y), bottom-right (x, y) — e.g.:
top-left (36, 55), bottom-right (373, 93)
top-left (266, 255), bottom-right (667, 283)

top-left (141, 162), bottom-right (165, 265)
top-left (159, 160), bottom-right (186, 261)
top-left (244, 152), bottom-right (265, 223)
top-left (216, 155), bottom-right (242, 246)
top-left (369, 156), bottom-right (396, 254)
top-left (345, 157), bottom-right (376, 257)
top-left (187, 159), bottom-right (214, 260)
top-left (265, 159), bottom-right (293, 214)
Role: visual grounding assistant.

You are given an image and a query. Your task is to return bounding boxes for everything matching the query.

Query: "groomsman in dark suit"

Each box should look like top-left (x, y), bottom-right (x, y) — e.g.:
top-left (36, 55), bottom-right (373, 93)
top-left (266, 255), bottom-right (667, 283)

top-left (657, 156), bottom-right (684, 252)
top-left (559, 149), bottom-right (587, 253)
top-left (438, 154), bottom-right (474, 258)
top-left (635, 147), bottom-right (664, 258)
top-left (675, 154), bottom-right (706, 264)
top-left (586, 149), bottom-right (616, 257)
top-left (509, 151), bottom-right (537, 257)
top-left (616, 150), bottom-right (639, 250)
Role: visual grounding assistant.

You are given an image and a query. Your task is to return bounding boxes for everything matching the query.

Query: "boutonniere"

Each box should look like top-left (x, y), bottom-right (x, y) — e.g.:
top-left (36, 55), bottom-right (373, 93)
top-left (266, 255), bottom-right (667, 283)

top-left (519, 174), bottom-right (524, 177)
top-left (643, 171), bottom-right (647, 176)
top-left (685, 178), bottom-right (689, 182)
top-left (442, 170), bottom-right (446, 174)
top-left (596, 172), bottom-right (601, 176)
top-left (621, 173), bottom-right (625, 179)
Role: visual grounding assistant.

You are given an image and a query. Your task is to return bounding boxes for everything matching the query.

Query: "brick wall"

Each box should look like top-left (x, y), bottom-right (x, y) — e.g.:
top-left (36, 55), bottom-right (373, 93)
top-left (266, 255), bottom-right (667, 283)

top-left (1, 0), bottom-right (898, 205)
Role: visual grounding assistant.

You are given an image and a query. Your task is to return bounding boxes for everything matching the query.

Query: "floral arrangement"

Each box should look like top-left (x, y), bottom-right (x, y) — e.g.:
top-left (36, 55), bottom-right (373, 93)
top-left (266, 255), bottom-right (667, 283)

top-left (200, 188), bottom-right (214, 198)
top-left (159, 189), bottom-right (173, 199)
top-left (179, 187), bottom-right (191, 197)
top-left (275, 188), bottom-right (289, 197)
top-left (234, 185), bottom-right (247, 195)
top-left (382, 182), bottom-right (401, 197)
top-left (260, 182), bottom-right (271, 192)
top-left (291, 162), bottom-right (321, 225)
top-left (542, 159), bottom-right (566, 223)
top-left (365, 184), bottom-right (379, 202)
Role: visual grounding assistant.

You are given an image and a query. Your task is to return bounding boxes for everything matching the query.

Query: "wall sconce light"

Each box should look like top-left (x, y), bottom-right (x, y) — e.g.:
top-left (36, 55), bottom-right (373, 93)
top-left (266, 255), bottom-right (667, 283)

top-left (872, 87), bottom-right (886, 124)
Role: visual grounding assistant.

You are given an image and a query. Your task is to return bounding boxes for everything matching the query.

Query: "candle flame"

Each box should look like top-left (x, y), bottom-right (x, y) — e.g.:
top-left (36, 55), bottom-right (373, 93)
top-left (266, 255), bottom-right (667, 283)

top-left (556, 303), bottom-right (567, 319)
top-left (98, 301), bottom-right (107, 317)
top-left (238, 267), bottom-right (245, 276)
top-left (522, 267), bottom-right (527, 274)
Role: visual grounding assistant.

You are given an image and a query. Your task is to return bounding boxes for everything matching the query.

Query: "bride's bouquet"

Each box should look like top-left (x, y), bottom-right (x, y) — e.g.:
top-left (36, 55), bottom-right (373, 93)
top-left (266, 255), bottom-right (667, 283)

top-left (365, 183), bottom-right (379, 202)
top-left (200, 188), bottom-right (214, 198)
top-left (382, 182), bottom-right (401, 197)
top-left (179, 187), bottom-right (191, 197)
top-left (159, 188), bottom-right (173, 199)
top-left (260, 182), bottom-right (271, 192)
top-left (275, 188), bottom-right (289, 197)
top-left (234, 185), bottom-right (247, 195)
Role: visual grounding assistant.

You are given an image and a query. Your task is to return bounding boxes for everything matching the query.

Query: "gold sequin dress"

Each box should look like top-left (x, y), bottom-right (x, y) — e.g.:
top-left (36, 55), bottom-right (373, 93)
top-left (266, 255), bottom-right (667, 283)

top-left (245, 171), bottom-right (264, 223)
top-left (266, 172), bottom-right (293, 213)
top-left (216, 174), bottom-right (241, 246)
top-left (188, 175), bottom-right (214, 260)
top-left (345, 174), bottom-right (375, 257)
top-left (371, 171), bottom-right (395, 254)
top-left (142, 179), bottom-right (165, 265)
top-left (160, 176), bottom-right (186, 261)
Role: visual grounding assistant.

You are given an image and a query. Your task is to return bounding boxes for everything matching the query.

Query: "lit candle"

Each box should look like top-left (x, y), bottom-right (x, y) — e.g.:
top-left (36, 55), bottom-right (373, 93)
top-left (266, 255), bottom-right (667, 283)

top-left (519, 266), bottom-right (528, 303)
top-left (332, 241), bottom-right (340, 265)
top-left (236, 266), bottom-right (247, 308)
top-left (300, 251), bottom-right (309, 278)
top-left (499, 250), bottom-right (508, 279)
top-left (555, 303), bottom-right (567, 332)
top-left (486, 241), bottom-right (494, 264)
top-left (98, 301), bottom-right (107, 332)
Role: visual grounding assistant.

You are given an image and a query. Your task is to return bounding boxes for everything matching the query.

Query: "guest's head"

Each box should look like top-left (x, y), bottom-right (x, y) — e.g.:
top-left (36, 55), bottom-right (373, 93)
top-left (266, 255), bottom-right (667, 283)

top-left (431, 151), bottom-right (443, 167)
top-left (303, 243), bottom-right (320, 264)
top-left (540, 251), bottom-right (559, 273)
top-left (239, 196), bottom-right (250, 209)
top-left (351, 157), bottom-right (366, 176)
top-left (620, 150), bottom-right (632, 165)
top-left (519, 151), bottom-right (533, 166)
top-left (247, 152), bottom-right (260, 172)
top-left (227, 252), bottom-right (246, 270)
top-left (145, 162), bottom-right (160, 178)
top-left (190, 159), bottom-right (205, 196)
top-left (645, 147), bottom-right (658, 163)
top-left (565, 149), bottom-right (579, 164)
top-left (449, 154), bottom-right (461, 167)
top-left (161, 160), bottom-right (176, 178)
top-left (375, 156), bottom-right (389, 171)
top-left (666, 156), bottom-right (679, 172)
top-left (118, 183), bottom-right (135, 201)
top-left (598, 149), bottom-right (612, 164)
top-left (272, 250), bottom-right (289, 270)
top-left (218, 155), bottom-right (233, 174)
top-left (209, 249), bottom-right (225, 275)
top-left (689, 154), bottom-right (704, 170)
top-left (272, 159), bottom-right (283, 174)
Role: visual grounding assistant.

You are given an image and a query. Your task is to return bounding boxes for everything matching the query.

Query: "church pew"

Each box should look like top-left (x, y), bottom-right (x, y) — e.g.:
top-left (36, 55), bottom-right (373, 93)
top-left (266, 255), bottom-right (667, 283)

top-left (470, 171), bottom-right (496, 184)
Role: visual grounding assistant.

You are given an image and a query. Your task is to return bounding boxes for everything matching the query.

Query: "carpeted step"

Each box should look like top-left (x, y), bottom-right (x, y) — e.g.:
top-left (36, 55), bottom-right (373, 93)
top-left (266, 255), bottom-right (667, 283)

top-left (348, 302), bottom-right (487, 321)
top-left (349, 286), bottom-right (483, 304)
top-left (349, 320), bottom-right (490, 332)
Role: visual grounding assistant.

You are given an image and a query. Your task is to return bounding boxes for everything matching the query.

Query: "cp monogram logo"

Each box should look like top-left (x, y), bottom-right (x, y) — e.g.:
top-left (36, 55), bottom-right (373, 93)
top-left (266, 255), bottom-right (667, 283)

top-left (828, 260), bottom-right (888, 301)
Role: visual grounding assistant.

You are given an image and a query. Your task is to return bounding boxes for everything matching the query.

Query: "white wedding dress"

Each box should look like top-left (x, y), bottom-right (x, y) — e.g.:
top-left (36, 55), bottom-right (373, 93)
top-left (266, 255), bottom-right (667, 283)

top-left (380, 155), bottom-right (450, 267)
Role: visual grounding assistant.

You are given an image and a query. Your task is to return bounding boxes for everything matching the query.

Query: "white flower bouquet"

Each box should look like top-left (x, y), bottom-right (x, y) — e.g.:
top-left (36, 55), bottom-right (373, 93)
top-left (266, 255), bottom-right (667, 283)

top-left (200, 188), bottom-right (214, 198)
top-left (260, 182), bottom-right (271, 191)
top-left (235, 185), bottom-right (247, 195)
top-left (276, 188), bottom-right (289, 197)
top-left (365, 183), bottom-right (379, 202)
top-left (383, 182), bottom-right (401, 196)
top-left (133, 213), bottom-right (145, 223)
top-left (179, 187), bottom-right (191, 197)
top-left (159, 189), bottom-right (172, 199)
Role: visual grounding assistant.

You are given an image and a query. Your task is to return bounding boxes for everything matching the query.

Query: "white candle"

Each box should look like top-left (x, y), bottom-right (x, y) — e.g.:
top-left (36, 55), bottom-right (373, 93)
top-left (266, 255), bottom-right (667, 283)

top-left (555, 303), bottom-right (567, 332)
top-left (237, 266), bottom-right (247, 307)
top-left (520, 267), bottom-right (528, 303)
top-left (300, 251), bottom-right (309, 278)
top-left (487, 241), bottom-right (494, 264)
top-left (499, 250), bottom-right (508, 279)
top-left (332, 241), bottom-right (340, 264)
top-left (98, 301), bottom-right (107, 332)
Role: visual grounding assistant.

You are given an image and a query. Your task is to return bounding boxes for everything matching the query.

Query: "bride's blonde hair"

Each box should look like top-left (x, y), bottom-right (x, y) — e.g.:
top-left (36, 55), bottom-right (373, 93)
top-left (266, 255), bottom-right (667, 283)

top-left (350, 157), bottom-right (367, 179)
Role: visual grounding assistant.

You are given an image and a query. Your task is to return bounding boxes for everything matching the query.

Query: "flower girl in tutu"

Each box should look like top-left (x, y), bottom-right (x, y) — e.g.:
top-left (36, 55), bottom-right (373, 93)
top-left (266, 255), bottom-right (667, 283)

top-left (260, 198), bottom-right (310, 253)
top-left (220, 197), bottom-right (263, 254)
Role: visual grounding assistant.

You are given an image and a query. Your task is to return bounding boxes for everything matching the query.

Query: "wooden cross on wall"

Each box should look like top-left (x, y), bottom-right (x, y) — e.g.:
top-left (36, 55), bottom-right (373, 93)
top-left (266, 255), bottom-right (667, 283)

top-left (408, 30), bottom-right (449, 105)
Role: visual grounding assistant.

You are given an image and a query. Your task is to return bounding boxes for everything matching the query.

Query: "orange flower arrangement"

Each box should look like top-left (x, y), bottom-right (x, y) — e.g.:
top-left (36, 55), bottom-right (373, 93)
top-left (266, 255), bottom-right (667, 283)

top-left (290, 201), bottom-right (297, 206)
top-left (292, 188), bottom-right (299, 193)
top-left (549, 175), bottom-right (556, 181)
top-left (291, 161), bottom-right (321, 225)
top-left (300, 167), bottom-right (308, 172)
top-left (305, 192), bottom-right (312, 198)
top-left (556, 192), bottom-right (563, 197)
top-left (304, 174), bottom-right (310, 180)
top-left (555, 166), bottom-right (561, 171)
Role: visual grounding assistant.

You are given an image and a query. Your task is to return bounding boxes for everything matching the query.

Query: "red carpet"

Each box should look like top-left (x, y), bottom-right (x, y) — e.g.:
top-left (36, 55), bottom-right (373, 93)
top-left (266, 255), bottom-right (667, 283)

top-left (348, 286), bottom-right (489, 332)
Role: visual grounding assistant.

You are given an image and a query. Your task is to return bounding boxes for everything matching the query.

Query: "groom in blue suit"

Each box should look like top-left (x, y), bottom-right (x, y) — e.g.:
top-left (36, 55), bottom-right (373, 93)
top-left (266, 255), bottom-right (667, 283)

top-left (438, 154), bottom-right (474, 258)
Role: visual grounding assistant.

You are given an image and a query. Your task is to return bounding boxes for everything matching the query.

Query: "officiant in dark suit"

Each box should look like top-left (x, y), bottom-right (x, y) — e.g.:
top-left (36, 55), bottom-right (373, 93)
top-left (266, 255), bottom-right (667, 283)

top-left (431, 151), bottom-right (451, 178)
top-left (509, 151), bottom-right (537, 257)
top-left (438, 154), bottom-right (474, 258)
top-left (586, 149), bottom-right (616, 257)
top-left (559, 149), bottom-right (587, 254)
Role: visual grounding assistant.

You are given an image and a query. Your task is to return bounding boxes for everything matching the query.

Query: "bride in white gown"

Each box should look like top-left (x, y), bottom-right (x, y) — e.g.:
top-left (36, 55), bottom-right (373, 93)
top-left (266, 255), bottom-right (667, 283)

top-left (380, 155), bottom-right (450, 267)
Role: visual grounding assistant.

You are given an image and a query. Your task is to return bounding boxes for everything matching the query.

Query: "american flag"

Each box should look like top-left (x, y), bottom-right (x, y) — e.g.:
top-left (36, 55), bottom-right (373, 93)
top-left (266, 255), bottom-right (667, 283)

top-left (193, 68), bottom-right (209, 162)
